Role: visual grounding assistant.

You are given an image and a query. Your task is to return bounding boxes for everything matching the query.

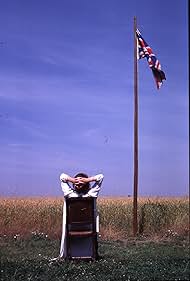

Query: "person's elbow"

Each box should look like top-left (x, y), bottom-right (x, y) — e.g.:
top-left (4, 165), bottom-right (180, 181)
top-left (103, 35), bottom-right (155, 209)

top-left (96, 173), bottom-right (104, 181)
top-left (60, 173), bottom-right (68, 182)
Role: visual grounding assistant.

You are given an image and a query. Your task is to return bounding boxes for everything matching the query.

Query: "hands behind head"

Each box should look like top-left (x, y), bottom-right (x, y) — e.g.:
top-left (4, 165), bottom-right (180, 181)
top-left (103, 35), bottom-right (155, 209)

top-left (74, 177), bottom-right (89, 190)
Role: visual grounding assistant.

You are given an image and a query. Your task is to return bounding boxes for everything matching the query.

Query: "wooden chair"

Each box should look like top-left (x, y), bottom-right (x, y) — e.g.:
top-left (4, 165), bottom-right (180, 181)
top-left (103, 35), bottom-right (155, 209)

top-left (65, 197), bottom-right (98, 261)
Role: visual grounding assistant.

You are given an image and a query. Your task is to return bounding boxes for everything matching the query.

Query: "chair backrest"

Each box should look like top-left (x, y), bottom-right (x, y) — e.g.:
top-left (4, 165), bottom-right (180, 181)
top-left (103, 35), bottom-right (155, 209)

top-left (66, 197), bottom-right (96, 231)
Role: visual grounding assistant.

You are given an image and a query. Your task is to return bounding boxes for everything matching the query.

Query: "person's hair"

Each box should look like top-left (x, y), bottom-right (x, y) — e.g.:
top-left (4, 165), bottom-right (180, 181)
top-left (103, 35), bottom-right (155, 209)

top-left (73, 172), bottom-right (90, 194)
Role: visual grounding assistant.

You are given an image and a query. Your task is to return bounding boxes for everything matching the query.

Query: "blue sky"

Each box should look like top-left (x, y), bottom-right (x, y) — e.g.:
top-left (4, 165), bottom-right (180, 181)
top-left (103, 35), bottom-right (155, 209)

top-left (0, 0), bottom-right (188, 197)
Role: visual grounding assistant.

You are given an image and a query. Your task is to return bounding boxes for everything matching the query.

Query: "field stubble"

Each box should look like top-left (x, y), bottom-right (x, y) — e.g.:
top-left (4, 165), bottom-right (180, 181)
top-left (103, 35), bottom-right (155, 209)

top-left (0, 196), bottom-right (189, 241)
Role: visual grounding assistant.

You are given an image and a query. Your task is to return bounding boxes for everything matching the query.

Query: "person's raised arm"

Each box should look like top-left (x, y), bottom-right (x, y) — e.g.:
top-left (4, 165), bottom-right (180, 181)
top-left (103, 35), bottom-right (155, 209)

top-left (60, 173), bottom-right (76, 184)
top-left (60, 173), bottom-right (78, 197)
top-left (78, 174), bottom-right (104, 197)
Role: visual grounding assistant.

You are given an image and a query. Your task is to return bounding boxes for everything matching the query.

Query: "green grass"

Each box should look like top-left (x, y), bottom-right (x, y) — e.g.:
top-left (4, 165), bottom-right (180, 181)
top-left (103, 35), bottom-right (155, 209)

top-left (0, 197), bottom-right (189, 280)
top-left (0, 236), bottom-right (189, 281)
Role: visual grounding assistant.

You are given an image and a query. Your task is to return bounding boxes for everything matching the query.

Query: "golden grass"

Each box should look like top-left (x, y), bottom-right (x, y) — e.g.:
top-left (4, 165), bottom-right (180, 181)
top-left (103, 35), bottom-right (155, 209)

top-left (0, 196), bottom-right (189, 240)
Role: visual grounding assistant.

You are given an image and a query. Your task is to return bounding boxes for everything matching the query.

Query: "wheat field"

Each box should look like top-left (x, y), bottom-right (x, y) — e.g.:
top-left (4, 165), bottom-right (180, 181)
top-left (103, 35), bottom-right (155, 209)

top-left (0, 197), bottom-right (189, 240)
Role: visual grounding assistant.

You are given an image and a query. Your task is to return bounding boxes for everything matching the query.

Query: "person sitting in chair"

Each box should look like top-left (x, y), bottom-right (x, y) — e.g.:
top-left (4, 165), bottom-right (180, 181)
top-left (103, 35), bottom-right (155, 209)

top-left (59, 172), bottom-right (104, 259)
top-left (60, 172), bottom-right (104, 198)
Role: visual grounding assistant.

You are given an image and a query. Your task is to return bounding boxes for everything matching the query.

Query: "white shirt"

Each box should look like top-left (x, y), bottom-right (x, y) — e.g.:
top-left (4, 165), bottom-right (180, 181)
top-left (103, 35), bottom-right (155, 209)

top-left (60, 173), bottom-right (104, 198)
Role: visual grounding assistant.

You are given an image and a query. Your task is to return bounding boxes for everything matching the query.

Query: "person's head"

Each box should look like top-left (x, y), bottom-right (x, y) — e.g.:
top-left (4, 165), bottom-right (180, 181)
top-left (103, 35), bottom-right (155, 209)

top-left (73, 172), bottom-right (90, 193)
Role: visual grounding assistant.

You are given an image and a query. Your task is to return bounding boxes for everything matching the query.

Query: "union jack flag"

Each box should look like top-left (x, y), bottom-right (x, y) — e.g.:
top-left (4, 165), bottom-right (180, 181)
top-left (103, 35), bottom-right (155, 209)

top-left (136, 29), bottom-right (166, 89)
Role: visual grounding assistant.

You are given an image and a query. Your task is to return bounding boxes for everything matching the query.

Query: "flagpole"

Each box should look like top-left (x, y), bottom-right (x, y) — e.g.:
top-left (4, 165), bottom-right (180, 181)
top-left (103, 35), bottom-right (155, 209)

top-left (133, 16), bottom-right (138, 236)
